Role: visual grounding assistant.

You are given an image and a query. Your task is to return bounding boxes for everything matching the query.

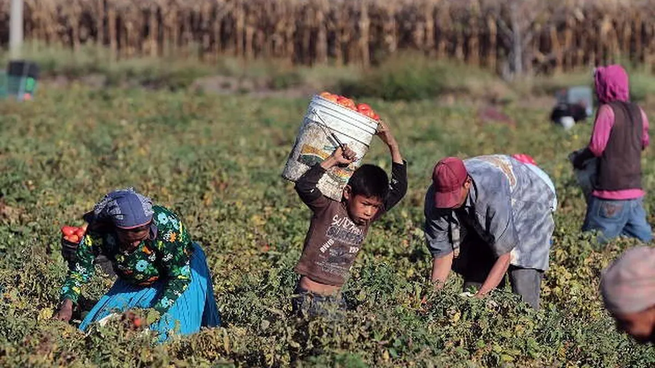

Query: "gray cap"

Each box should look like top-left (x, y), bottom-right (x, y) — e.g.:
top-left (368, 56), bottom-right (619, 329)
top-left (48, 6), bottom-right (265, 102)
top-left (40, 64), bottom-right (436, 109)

top-left (600, 246), bottom-right (655, 314)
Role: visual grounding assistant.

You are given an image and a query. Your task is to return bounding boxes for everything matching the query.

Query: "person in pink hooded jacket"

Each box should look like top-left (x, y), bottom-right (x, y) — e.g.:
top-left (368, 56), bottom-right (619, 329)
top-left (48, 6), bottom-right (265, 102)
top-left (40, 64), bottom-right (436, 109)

top-left (572, 65), bottom-right (652, 243)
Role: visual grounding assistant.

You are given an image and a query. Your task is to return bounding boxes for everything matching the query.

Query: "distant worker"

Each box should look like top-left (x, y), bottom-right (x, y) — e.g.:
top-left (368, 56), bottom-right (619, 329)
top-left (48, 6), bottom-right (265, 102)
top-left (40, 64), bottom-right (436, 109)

top-left (550, 86), bottom-right (593, 130)
top-left (550, 100), bottom-right (588, 130)
top-left (572, 65), bottom-right (652, 244)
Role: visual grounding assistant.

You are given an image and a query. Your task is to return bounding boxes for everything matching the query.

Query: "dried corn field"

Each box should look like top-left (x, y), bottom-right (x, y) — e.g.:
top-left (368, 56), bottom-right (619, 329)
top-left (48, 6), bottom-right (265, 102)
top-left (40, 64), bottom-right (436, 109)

top-left (0, 0), bottom-right (654, 74)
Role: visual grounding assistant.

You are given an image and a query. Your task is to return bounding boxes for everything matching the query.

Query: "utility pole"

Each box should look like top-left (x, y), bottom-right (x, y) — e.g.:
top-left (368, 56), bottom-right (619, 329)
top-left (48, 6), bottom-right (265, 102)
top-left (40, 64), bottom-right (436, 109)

top-left (9, 0), bottom-right (23, 60)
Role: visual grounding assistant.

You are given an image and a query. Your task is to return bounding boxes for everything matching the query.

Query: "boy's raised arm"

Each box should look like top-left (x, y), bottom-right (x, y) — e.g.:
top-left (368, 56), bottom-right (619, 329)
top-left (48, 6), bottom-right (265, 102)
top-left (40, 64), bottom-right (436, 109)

top-left (377, 120), bottom-right (408, 210)
top-left (377, 120), bottom-right (404, 164)
top-left (294, 145), bottom-right (357, 211)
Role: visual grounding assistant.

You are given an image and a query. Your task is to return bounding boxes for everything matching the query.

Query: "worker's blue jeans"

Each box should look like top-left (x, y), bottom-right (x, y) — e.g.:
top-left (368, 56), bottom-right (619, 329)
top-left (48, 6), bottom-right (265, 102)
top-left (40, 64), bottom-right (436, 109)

top-left (582, 197), bottom-right (653, 244)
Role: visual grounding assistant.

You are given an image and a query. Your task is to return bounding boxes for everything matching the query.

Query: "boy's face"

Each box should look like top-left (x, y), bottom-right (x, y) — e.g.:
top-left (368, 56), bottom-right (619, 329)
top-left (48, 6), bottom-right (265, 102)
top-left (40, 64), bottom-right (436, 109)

top-left (343, 187), bottom-right (384, 225)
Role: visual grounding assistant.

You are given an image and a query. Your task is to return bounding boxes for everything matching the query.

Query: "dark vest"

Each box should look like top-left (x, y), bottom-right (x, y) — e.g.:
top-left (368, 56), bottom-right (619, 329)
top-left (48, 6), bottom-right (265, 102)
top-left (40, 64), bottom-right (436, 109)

top-left (596, 101), bottom-right (643, 191)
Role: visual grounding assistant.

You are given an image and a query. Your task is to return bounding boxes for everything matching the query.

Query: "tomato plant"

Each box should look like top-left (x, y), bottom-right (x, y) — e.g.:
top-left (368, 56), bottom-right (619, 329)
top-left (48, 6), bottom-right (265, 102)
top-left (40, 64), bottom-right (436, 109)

top-left (0, 84), bottom-right (654, 367)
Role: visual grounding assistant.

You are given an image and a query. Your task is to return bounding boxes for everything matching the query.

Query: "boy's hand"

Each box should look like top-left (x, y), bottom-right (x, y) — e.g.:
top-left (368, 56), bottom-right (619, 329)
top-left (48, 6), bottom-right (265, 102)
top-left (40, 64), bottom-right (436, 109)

top-left (376, 120), bottom-right (403, 164)
top-left (376, 120), bottom-right (397, 148)
top-left (321, 145), bottom-right (357, 169)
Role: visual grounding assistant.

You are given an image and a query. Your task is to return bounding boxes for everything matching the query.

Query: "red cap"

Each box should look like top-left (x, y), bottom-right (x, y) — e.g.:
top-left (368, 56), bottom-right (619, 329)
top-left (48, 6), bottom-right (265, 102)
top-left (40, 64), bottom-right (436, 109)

top-left (432, 157), bottom-right (468, 208)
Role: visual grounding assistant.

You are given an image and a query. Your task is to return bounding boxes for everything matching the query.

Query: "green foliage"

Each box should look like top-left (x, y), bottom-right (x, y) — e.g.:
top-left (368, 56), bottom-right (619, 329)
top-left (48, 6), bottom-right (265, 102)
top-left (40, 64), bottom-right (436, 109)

top-left (269, 71), bottom-right (304, 90)
top-left (0, 85), bottom-right (654, 367)
top-left (337, 54), bottom-right (508, 102)
top-left (338, 55), bottom-right (446, 101)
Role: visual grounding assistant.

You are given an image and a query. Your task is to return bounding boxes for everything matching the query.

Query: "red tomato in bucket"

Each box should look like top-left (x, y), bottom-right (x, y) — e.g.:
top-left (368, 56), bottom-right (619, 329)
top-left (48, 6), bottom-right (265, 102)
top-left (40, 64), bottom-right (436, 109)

top-left (357, 103), bottom-right (372, 112)
top-left (337, 96), bottom-right (356, 110)
top-left (318, 91), bottom-right (339, 103)
top-left (363, 109), bottom-right (376, 120)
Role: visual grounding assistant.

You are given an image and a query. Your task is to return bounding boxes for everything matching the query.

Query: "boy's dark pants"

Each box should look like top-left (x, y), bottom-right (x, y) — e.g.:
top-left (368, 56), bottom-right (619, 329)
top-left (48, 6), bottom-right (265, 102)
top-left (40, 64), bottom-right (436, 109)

top-left (291, 284), bottom-right (346, 319)
top-left (452, 232), bottom-right (543, 309)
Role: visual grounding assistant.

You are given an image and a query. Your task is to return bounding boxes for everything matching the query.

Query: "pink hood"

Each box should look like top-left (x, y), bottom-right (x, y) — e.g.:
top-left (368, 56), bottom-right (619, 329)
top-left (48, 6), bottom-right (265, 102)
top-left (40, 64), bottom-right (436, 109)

top-left (594, 65), bottom-right (630, 104)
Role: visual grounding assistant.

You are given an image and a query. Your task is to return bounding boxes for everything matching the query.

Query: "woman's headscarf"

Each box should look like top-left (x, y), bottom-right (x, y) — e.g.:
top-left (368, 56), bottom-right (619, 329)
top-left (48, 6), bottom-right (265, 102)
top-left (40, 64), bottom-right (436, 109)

top-left (85, 188), bottom-right (154, 229)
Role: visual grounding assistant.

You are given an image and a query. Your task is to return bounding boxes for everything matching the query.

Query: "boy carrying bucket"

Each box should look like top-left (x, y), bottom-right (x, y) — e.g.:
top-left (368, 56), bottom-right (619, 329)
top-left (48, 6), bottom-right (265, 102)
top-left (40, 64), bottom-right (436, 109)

top-left (292, 120), bottom-right (407, 318)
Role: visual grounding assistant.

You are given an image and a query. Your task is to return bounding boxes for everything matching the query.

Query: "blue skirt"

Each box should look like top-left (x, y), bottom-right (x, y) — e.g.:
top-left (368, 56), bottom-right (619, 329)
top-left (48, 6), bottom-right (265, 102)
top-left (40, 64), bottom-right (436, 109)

top-left (79, 242), bottom-right (221, 342)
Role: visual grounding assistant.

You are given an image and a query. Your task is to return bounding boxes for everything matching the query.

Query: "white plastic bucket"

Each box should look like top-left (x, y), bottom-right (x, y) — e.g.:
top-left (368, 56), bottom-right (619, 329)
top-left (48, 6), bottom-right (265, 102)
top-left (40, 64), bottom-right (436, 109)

top-left (282, 95), bottom-right (379, 201)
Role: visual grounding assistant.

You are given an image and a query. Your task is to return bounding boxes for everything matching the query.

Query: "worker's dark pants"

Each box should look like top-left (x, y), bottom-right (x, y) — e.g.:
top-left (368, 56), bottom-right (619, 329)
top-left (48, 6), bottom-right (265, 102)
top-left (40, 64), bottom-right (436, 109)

top-left (451, 232), bottom-right (543, 309)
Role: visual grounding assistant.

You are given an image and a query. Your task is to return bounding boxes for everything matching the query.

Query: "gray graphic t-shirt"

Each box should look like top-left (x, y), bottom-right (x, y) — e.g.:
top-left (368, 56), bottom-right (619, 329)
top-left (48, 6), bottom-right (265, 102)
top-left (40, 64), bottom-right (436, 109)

top-left (294, 162), bottom-right (408, 286)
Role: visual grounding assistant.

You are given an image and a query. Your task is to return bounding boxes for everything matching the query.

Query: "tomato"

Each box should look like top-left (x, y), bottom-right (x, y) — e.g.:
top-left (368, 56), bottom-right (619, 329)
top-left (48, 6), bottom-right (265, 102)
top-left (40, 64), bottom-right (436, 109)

top-left (132, 317), bottom-right (142, 328)
top-left (320, 91), bottom-right (341, 103)
top-left (323, 94), bottom-right (339, 103)
top-left (68, 234), bottom-right (80, 243)
top-left (362, 109), bottom-right (377, 119)
top-left (74, 228), bottom-right (85, 238)
top-left (337, 97), bottom-right (356, 109)
top-left (372, 113), bottom-right (380, 121)
top-left (357, 103), bottom-right (372, 112)
top-left (61, 226), bottom-right (76, 236)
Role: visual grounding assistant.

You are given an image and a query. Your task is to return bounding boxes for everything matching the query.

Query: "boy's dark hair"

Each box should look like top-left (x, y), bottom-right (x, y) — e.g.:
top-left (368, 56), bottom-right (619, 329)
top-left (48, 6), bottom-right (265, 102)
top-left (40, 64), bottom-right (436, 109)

top-left (347, 164), bottom-right (389, 199)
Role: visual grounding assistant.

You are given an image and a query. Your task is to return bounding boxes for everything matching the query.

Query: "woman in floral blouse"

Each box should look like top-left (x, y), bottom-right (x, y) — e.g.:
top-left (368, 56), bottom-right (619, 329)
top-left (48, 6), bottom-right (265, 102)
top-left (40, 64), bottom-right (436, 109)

top-left (54, 188), bottom-right (220, 342)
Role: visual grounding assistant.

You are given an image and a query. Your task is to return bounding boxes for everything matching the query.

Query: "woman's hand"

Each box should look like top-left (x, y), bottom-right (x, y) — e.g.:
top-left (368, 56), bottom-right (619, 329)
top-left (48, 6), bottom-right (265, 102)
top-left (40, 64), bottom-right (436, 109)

top-left (53, 299), bottom-right (74, 323)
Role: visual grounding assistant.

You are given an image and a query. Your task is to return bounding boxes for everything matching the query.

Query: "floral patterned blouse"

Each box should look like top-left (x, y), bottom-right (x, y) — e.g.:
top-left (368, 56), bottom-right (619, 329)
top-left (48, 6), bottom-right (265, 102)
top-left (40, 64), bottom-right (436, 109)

top-left (60, 205), bottom-right (193, 315)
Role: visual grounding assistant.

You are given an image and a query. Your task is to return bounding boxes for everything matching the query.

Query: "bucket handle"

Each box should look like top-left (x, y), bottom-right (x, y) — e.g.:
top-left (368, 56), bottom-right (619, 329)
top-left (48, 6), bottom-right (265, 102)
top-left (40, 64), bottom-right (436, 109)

top-left (310, 108), bottom-right (346, 150)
